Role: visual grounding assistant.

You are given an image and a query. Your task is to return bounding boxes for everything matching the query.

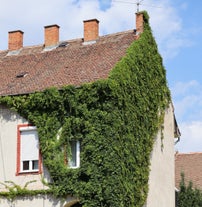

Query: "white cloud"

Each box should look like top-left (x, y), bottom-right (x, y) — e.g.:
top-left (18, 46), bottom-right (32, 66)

top-left (161, 36), bottom-right (193, 59)
top-left (142, 0), bottom-right (192, 60)
top-left (171, 80), bottom-right (202, 122)
top-left (176, 121), bottom-right (202, 153)
top-left (172, 81), bottom-right (202, 152)
top-left (174, 95), bottom-right (201, 121)
top-left (171, 80), bottom-right (200, 97)
top-left (180, 2), bottom-right (188, 11)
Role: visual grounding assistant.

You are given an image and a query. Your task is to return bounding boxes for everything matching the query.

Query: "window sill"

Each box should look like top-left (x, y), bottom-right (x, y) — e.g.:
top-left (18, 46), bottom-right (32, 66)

top-left (16, 170), bottom-right (41, 176)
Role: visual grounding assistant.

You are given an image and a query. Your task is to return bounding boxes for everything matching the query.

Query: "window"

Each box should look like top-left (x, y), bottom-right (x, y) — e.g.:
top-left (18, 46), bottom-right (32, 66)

top-left (16, 124), bottom-right (42, 175)
top-left (68, 140), bottom-right (80, 168)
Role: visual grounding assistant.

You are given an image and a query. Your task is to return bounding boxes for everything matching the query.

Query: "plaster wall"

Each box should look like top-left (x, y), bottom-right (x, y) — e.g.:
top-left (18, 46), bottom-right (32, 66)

top-left (146, 104), bottom-right (175, 207)
top-left (0, 105), bottom-right (50, 192)
top-left (0, 195), bottom-right (78, 207)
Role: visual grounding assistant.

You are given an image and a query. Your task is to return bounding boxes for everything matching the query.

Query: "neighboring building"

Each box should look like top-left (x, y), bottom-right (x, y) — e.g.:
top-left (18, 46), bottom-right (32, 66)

top-left (0, 12), bottom-right (179, 207)
top-left (175, 152), bottom-right (202, 190)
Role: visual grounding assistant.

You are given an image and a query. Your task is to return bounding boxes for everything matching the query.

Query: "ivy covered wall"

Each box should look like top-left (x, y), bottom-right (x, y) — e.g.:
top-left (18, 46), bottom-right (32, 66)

top-left (0, 12), bottom-right (171, 207)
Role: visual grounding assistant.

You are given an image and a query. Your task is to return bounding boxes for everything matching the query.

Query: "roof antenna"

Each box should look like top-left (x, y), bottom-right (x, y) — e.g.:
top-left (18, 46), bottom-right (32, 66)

top-left (136, 0), bottom-right (144, 12)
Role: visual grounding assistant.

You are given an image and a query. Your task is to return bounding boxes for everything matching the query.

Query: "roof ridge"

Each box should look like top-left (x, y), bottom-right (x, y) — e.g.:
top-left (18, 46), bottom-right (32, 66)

top-left (0, 30), bottom-right (134, 55)
top-left (176, 152), bottom-right (202, 155)
top-left (100, 29), bottom-right (134, 38)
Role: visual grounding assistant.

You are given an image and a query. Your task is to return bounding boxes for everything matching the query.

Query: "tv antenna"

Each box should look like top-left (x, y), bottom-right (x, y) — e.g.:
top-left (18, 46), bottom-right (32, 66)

top-left (112, 0), bottom-right (144, 12)
top-left (136, 0), bottom-right (144, 12)
top-left (113, 0), bottom-right (162, 12)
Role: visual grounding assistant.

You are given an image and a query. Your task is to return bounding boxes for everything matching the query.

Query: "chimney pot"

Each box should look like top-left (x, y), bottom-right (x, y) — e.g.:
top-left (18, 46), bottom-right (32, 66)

top-left (8, 30), bottom-right (24, 51)
top-left (83, 19), bottom-right (99, 42)
top-left (44, 24), bottom-right (60, 47)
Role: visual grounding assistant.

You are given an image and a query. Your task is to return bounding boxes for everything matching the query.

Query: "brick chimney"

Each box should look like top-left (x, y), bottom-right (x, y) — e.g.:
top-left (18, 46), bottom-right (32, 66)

top-left (83, 19), bottom-right (99, 42)
top-left (44, 24), bottom-right (60, 47)
top-left (136, 12), bottom-right (144, 34)
top-left (8, 30), bottom-right (24, 51)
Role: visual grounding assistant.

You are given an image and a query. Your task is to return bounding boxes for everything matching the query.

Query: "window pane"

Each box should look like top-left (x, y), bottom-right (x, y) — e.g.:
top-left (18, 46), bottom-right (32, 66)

top-left (32, 160), bottom-right (39, 170)
top-left (70, 140), bottom-right (77, 167)
top-left (68, 140), bottom-right (80, 168)
top-left (23, 161), bottom-right (29, 171)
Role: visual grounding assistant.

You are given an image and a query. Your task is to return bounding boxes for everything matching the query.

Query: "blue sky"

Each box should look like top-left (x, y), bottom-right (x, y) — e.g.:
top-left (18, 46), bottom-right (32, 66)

top-left (0, 0), bottom-right (201, 153)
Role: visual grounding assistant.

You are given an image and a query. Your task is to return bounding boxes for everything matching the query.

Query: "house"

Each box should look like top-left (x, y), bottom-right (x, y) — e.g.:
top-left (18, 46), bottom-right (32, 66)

top-left (175, 152), bottom-right (202, 190)
top-left (0, 11), bottom-right (179, 207)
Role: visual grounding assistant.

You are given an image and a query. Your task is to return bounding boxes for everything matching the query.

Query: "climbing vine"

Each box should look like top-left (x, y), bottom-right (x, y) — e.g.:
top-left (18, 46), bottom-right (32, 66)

top-left (0, 11), bottom-right (170, 207)
top-left (0, 180), bottom-right (52, 200)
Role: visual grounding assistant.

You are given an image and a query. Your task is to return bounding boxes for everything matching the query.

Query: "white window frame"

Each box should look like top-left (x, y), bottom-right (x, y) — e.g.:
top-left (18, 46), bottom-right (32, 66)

top-left (68, 140), bottom-right (80, 169)
top-left (19, 126), bottom-right (40, 173)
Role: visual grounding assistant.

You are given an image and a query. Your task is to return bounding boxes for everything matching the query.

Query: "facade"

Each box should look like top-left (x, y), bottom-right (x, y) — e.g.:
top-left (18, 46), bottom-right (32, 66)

top-left (146, 106), bottom-right (177, 207)
top-left (0, 12), bottom-right (179, 207)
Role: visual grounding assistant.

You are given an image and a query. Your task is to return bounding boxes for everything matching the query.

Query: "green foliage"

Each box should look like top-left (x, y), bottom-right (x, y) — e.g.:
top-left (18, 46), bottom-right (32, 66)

top-left (0, 180), bottom-right (52, 200)
top-left (177, 173), bottom-right (202, 207)
top-left (0, 11), bottom-right (170, 206)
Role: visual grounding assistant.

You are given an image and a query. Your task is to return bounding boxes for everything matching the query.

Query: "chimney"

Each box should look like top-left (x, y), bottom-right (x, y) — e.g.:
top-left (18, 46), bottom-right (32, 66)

top-left (44, 24), bottom-right (60, 47)
top-left (83, 19), bottom-right (99, 42)
top-left (136, 12), bottom-right (144, 34)
top-left (8, 30), bottom-right (24, 51)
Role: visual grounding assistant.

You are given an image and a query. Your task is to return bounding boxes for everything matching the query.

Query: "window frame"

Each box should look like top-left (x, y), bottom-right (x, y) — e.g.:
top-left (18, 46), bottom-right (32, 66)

top-left (16, 124), bottom-right (42, 175)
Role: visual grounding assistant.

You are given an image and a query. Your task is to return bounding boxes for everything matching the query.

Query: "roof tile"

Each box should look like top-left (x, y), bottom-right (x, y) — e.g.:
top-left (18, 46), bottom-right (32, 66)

top-left (175, 152), bottom-right (202, 190)
top-left (0, 30), bottom-right (135, 96)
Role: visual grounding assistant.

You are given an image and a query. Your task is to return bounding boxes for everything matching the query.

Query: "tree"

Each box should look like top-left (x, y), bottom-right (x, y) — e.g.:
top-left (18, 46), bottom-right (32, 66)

top-left (177, 173), bottom-right (202, 207)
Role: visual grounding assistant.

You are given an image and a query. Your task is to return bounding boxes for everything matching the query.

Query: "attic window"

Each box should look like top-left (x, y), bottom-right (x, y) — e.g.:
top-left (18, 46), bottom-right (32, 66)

top-left (16, 72), bottom-right (28, 78)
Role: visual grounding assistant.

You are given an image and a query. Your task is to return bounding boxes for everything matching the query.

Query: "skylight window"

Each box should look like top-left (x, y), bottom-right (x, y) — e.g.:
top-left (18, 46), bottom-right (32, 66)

top-left (16, 72), bottom-right (28, 78)
top-left (58, 41), bottom-right (68, 48)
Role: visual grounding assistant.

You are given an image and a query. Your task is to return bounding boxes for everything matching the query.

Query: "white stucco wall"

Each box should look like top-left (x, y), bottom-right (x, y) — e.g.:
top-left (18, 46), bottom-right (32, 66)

top-left (0, 105), bottom-right (48, 191)
top-left (0, 195), bottom-right (79, 207)
top-left (146, 104), bottom-right (175, 207)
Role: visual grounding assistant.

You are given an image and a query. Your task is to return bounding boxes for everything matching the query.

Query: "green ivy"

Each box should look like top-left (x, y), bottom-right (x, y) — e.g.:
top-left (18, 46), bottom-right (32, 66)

top-left (0, 11), bottom-right (170, 207)
top-left (0, 180), bottom-right (52, 200)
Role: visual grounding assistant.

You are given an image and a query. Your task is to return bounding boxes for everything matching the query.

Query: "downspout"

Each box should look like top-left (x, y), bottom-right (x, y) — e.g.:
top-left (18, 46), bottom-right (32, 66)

top-left (174, 114), bottom-right (181, 145)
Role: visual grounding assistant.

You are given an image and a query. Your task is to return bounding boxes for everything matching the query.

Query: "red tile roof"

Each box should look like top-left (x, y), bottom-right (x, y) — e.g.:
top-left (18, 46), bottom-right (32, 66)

top-left (175, 152), bottom-right (202, 190)
top-left (0, 30), bottom-right (135, 96)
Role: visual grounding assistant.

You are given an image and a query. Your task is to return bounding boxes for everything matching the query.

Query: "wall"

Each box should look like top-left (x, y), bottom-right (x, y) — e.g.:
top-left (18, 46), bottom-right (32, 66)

top-left (146, 104), bottom-right (175, 207)
top-left (0, 105), bottom-right (47, 191)
top-left (0, 195), bottom-right (78, 207)
top-left (0, 105), bottom-right (79, 207)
